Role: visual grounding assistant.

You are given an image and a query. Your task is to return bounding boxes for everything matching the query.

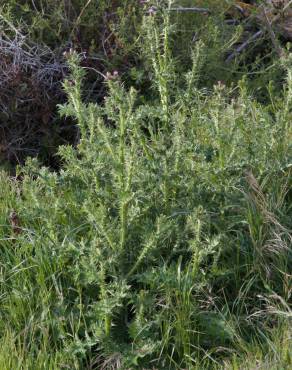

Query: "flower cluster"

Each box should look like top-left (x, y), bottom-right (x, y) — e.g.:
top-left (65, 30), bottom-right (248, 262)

top-left (105, 70), bottom-right (119, 81)
top-left (139, 0), bottom-right (157, 15)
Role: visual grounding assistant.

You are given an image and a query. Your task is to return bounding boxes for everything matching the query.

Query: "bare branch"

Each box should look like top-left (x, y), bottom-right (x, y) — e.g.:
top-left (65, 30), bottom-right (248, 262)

top-left (225, 30), bottom-right (263, 62)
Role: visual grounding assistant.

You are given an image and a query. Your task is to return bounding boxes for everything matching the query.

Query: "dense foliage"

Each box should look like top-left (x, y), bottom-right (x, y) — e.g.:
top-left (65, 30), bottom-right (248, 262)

top-left (0, 1), bottom-right (291, 369)
top-left (0, 0), bottom-right (142, 166)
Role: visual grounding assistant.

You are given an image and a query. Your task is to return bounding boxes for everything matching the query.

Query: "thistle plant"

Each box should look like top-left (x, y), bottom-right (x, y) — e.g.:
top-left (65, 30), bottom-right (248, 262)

top-left (0, 3), bottom-right (291, 369)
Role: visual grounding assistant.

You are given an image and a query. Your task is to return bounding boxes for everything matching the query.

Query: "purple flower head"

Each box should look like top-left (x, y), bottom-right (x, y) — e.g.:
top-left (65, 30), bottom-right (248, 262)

top-left (105, 71), bottom-right (119, 81)
top-left (214, 80), bottom-right (226, 91)
top-left (147, 6), bottom-right (157, 16)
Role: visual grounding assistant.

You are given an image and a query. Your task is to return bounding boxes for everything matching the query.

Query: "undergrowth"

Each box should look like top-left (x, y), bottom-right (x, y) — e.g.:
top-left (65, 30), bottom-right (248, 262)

top-left (0, 2), bottom-right (291, 369)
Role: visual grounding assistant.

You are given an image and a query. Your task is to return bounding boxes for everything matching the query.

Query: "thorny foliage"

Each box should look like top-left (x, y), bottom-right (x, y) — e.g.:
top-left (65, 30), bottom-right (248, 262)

top-left (0, 2), bottom-right (291, 369)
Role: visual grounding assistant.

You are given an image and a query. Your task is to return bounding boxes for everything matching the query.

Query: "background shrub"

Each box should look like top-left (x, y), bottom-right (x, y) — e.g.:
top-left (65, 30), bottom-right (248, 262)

top-left (0, 0), bottom-right (143, 167)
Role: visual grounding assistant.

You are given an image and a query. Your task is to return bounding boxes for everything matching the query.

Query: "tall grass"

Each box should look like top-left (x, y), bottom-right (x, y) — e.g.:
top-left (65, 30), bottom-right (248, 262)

top-left (0, 3), bottom-right (291, 369)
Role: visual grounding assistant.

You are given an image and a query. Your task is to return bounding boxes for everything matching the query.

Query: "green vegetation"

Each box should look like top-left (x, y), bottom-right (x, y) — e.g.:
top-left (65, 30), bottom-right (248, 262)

top-left (0, 1), bottom-right (291, 369)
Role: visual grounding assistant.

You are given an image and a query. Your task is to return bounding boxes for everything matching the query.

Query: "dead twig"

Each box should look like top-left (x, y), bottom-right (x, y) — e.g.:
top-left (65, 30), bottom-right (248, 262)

top-left (226, 30), bottom-right (263, 62)
top-left (70, 0), bottom-right (94, 36)
top-left (226, 0), bottom-right (292, 62)
top-left (262, 7), bottom-right (285, 58)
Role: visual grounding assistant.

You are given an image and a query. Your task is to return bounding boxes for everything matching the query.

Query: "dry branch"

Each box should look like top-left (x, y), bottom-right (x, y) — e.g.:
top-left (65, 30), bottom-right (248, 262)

top-left (226, 30), bottom-right (264, 62)
top-left (226, 0), bottom-right (292, 61)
